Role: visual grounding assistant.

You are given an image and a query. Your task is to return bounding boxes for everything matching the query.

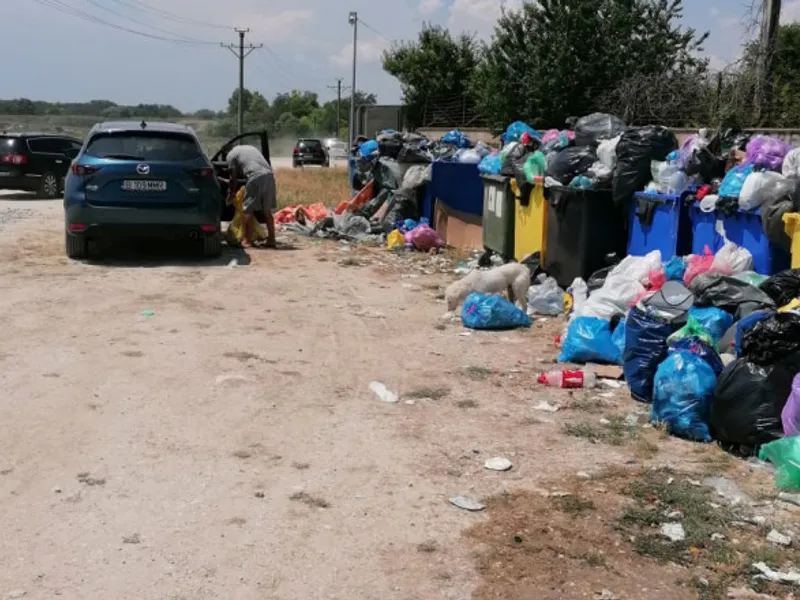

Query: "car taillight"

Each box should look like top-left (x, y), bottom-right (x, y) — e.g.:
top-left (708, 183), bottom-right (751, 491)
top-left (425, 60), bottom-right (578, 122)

top-left (293, 147), bottom-right (300, 154)
top-left (188, 167), bottom-right (214, 179)
top-left (71, 164), bottom-right (101, 176)
top-left (1, 153), bottom-right (27, 165)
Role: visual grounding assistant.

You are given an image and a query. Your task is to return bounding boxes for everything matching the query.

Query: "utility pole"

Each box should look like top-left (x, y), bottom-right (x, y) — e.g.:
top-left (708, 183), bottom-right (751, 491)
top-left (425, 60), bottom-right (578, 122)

top-left (755, 0), bottom-right (782, 125)
top-left (348, 12), bottom-right (358, 150)
top-left (327, 78), bottom-right (351, 138)
top-left (222, 28), bottom-right (263, 136)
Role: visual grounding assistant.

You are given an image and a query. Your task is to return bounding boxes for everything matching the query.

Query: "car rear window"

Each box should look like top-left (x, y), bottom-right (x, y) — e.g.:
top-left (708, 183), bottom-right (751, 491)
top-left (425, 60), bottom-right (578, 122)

top-left (85, 132), bottom-right (202, 161)
top-left (0, 137), bottom-right (21, 153)
top-left (298, 140), bottom-right (322, 150)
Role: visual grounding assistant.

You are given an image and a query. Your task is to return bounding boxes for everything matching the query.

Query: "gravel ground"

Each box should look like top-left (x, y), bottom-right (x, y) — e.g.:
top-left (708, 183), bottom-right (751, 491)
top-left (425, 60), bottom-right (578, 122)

top-left (0, 193), bottom-right (796, 600)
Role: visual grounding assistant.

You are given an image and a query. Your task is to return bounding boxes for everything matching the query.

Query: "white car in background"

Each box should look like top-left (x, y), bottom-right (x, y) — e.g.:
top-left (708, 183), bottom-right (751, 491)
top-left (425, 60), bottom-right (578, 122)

top-left (324, 138), bottom-right (348, 160)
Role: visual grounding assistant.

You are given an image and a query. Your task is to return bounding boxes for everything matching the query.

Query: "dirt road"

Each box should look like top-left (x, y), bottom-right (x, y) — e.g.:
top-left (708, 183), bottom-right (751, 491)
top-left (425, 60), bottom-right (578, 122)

top-left (0, 195), bottom-right (796, 600)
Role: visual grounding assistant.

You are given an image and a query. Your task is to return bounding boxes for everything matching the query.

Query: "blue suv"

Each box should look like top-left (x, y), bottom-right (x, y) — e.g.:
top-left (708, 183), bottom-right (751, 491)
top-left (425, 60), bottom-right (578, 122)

top-left (63, 121), bottom-right (271, 260)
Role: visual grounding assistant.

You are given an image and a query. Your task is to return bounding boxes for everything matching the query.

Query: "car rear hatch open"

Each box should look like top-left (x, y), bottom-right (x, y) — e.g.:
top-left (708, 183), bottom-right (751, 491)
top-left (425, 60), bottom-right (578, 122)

top-left (78, 131), bottom-right (215, 208)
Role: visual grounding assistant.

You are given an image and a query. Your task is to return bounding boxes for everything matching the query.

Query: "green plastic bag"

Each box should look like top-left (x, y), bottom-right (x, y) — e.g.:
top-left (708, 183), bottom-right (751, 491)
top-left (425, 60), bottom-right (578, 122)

top-left (666, 315), bottom-right (715, 347)
top-left (523, 151), bottom-right (547, 182)
top-left (759, 436), bottom-right (800, 490)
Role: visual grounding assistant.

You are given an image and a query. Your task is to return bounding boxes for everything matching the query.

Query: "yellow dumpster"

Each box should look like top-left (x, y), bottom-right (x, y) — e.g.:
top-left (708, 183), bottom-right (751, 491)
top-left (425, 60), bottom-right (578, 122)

top-left (784, 212), bottom-right (800, 269)
top-left (512, 176), bottom-right (547, 262)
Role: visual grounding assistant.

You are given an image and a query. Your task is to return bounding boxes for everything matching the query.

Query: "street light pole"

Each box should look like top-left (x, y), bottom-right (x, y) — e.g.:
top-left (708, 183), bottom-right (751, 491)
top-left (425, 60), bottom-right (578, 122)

top-left (348, 11), bottom-right (358, 151)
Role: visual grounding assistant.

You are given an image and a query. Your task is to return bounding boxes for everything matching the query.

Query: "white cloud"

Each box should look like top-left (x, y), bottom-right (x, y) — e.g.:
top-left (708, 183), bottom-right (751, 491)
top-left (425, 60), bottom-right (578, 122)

top-left (781, 0), bottom-right (800, 23)
top-left (448, 0), bottom-right (523, 37)
top-left (330, 38), bottom-right (388, 68)
top-left (419, 0), bottom-right (443, 15)
top-left (234, 9), bottom-right (314, 42)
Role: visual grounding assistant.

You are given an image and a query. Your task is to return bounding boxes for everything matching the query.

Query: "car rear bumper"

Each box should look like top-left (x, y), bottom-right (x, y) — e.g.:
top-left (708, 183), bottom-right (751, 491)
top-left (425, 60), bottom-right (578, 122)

top-left (0, 174), bottom-right (37, 191)
top-left (65, 204), bottom-right (219, 240)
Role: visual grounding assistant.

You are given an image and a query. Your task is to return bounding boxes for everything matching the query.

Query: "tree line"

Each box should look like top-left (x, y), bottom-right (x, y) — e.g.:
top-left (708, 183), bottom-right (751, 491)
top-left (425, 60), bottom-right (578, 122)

top-left (381, 0), bottom-right (800, 130)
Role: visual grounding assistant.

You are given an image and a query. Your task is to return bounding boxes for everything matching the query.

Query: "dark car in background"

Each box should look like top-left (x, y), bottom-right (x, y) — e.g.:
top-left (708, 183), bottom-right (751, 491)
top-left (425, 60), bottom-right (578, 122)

top-left (293, 138), bottom-right (329, 168)
top-left (0, 132), bottom-right (83, 198)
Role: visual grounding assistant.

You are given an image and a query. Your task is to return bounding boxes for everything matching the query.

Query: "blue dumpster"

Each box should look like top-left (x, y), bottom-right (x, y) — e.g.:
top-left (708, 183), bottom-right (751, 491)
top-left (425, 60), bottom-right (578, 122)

top-left (627, 190), bottom-right (693, 259)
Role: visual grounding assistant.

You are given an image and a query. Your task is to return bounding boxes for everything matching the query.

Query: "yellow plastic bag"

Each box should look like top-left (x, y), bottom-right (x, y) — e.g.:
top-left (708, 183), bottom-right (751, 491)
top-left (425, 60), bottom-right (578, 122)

top-left (386, 229), bottom-right (405, 250)
top-left (779, 298), bottom-right (800, 313)
top-left (224, 187), bottom-right (267, 247)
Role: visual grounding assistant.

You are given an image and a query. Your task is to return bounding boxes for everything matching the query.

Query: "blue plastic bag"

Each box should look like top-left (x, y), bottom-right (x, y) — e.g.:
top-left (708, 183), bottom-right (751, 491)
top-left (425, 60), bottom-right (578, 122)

top-left (505, 121), bottom-right (541, 143)
top-left (359, 140), bottom-right (379, 160)
top-left (718, 163), bottom-right (754, 198)
top-left (461, 293), bottom-right (532, 330)
top-left (623, 307), bottom-right (672, 402)
top-left (668, 337), bottom-right (724, 376)
top-left (441, 129), bottom-right (472, 148)
top-left (735, 310), bottom-right (773, 355)
top-left (612, 318), bottom-right (626, 361)
top-left (478, 154), bottom-right (502, 175)
top-left (664, 256), bottom-right (686, 281)
top-left (558, 317), bottom-right (620, 364)
top-left (687, 307), bottom-right (734, 344)
top-left (652, 350), bottom-right (718, 442)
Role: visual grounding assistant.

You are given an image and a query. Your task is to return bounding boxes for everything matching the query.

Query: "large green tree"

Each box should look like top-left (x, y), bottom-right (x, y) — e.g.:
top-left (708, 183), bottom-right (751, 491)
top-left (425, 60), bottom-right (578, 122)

top-left (471, 0), bottom-right (708, 130)
top-left (382, 24), bottom-right (481, 127)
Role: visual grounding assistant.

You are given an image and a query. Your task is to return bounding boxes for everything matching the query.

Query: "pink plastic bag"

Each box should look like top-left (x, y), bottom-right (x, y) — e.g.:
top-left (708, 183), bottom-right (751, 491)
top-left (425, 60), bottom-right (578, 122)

top-left (783, 374), bottom-right (800, 437)
top-left (405, 224), bottom-right (444, 252)
top-left (648, 269), bottom-right (666, 291)
top-left (541, 129), bottom-right (560, 144)
top-left (683, 246), bottom-right (732, 286)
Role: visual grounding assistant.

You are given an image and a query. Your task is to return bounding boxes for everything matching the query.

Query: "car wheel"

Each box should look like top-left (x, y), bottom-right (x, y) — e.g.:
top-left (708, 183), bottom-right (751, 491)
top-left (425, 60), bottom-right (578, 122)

top-left (65, 231), bottom-right (89, 260)
top-left (203, 234), bottom-right (222, 258)
top-left (39, 172), bottom-right (59, 199)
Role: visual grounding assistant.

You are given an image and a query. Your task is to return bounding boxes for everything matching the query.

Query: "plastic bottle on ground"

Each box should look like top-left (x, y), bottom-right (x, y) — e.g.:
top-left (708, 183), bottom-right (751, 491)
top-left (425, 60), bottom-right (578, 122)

top-left (537, 370), bottom-right (597, 388)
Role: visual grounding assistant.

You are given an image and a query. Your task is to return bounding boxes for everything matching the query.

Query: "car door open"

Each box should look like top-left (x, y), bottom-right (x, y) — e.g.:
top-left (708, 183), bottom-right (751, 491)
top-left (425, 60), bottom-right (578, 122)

top-left (210, 130), bottom-right (271, 221)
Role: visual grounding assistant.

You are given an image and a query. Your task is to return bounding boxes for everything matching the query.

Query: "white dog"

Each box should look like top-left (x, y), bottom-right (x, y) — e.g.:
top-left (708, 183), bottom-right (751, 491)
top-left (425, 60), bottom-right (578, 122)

top-left (444, 262), bottom-right (531, 312)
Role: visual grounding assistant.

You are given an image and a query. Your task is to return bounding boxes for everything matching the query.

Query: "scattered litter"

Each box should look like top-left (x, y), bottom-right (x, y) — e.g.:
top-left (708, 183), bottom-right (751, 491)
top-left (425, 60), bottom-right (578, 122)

top-left (458, 332), bottom-right (472, 337)
top-left (624, 413), bottom-right (640, 427)
top-left (449, 495), bottom-right (485, 511)
top-left (596, 591), bottom-right (616, 600)
top-left (369, 381), bottom-right (399, 404)
top-left (549, 491), bottom-right (571, 498)
top-left (599, 418), bottom-right (611, 425)
top-left (660, 522), bottom-right (686, 541)
top-left (215, 373), bottom-right (254, 386)
top-left (599, 392), bottom-right (615, 398)
top-left (484, 457), bottom-right (513, 472)
top-left (752, 561), bottom-right (800, 584)
top-left (576, 471), bottom-right (592, 480)
top-left (534, 401), bottom-right (561, 413)
top-left (52, 486), bottom-right (62, 494)
top-left (746, 515), bottom-right (767, 526)
top-left (226, 259), bottom-right (238, 268)
top-left (711, 533), bottom-right (726, 541)
top-left (702, 476), bottom-right (752, 506)
top-left (600, 379), bottom-right (624, 389)
top-left (140, 309), bottom-right (155, 317)
top-left (404, 400), bottom-right (416, 406)
top-left (666, 510), bottom-right (683, 520)
top-left (778, 492), bottom-right (800, 506)
top-left (766, 529), bottom-right (792, 547)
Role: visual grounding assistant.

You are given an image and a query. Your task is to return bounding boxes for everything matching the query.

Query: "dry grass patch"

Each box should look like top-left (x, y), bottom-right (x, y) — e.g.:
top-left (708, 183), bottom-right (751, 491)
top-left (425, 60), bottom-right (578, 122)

top-left (275, 167), bottom-right (350, 209)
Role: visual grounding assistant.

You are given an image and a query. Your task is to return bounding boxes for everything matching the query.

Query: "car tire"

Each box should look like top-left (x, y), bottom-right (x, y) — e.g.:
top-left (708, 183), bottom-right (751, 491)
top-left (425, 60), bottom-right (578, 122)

top-left (203, 234), bottom-right (222, 258)
top-left (65, 231), bottom-right (88, 260)
top-left (39, 172), bottom-right (59, 199)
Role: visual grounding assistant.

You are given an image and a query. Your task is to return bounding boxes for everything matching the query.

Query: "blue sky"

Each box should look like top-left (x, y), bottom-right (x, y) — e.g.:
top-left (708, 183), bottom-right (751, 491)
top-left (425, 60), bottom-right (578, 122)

top-left (2, 0), bottom-right (798, 112)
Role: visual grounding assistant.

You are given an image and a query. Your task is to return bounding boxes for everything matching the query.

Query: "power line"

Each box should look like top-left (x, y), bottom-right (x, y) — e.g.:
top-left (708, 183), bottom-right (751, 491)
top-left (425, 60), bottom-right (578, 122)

top-left (108, 0), bottom-right (232, 30)
top-left (82, 0), bottom-right (205, 42)
top-left (32, 0), bottom-right (218, 44)
top-left (358, 18), bottom-right (394, 44)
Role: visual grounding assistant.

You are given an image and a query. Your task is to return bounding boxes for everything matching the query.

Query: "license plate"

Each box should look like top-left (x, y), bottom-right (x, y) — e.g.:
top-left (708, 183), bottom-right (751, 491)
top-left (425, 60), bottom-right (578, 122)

top-left (122, 180), bottom-right (167, 192)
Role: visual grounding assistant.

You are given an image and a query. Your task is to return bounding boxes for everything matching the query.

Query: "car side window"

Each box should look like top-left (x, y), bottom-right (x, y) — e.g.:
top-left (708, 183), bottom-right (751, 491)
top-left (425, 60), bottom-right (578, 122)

top-left (27, 137), bottom-right (63, 154)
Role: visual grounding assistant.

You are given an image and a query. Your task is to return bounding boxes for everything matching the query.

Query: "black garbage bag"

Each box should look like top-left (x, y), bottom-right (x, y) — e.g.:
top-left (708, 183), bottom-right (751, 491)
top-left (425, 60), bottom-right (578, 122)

top-left (500, 143), bottom-right (530, 177)
top-left (689, 272), bottom-right (776, 319)
top-left (612, 126), bottom-right (678, 206)
top-left (760, 196), bottom-right (794, 253)
top-left (710, 353), bottom-right (800, 453)
top-left (429, 142), bottom-right (458, 161)
top-left (545, 146), bottom-right (597, 185)
top-left (740, 311), bottom-right (800, 365)
top-left (622, 306), bottom-right (673, 403)
top-left (377, 132), bottom-right (403, 159)
top-left (684, 146), bottom-right (727, 183)
top-left (397, 143), bottom-right (432, 164)
top-left (357, 188), bottom-right (390, 220)
top-left (760, 268), bottom-right (800, 307)
top-left (720, 128), bottom-right (751, 153)
top-left (379, 187), bottom-right (419, 233)
top-left (574, 113), bottom-right (626, 147)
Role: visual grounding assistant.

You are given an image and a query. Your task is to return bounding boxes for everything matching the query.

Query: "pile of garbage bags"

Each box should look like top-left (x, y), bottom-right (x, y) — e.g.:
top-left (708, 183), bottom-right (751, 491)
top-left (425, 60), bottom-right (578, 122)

top-left (538, 243), bottom-right (800, 457)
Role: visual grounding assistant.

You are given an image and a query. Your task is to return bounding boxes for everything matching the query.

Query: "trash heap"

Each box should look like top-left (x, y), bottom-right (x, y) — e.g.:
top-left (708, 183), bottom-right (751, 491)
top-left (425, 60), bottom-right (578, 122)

top-left (537, 250), bottom-right (800, 487)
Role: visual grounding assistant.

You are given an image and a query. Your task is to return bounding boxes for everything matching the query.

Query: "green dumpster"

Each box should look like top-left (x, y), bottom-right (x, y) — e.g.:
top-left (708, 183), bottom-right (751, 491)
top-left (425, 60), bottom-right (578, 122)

top-left (481, 175), bottom-right (516, 259)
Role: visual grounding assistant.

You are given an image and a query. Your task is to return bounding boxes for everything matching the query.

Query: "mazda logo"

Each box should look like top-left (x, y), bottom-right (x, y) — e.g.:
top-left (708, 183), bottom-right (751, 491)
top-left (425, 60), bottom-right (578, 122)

top-left (136, 164), bottom-right (150, 175)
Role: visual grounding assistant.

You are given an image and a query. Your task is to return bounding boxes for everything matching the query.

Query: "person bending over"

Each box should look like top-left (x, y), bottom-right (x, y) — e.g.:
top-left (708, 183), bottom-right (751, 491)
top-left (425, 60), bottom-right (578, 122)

top-left (224, 144), bottom-right (277, 248)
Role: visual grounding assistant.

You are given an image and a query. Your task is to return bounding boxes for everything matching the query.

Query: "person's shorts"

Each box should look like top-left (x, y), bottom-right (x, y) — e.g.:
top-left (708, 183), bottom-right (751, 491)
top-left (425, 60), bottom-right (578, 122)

top-left (242, 172), bottom-right (276, 214)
